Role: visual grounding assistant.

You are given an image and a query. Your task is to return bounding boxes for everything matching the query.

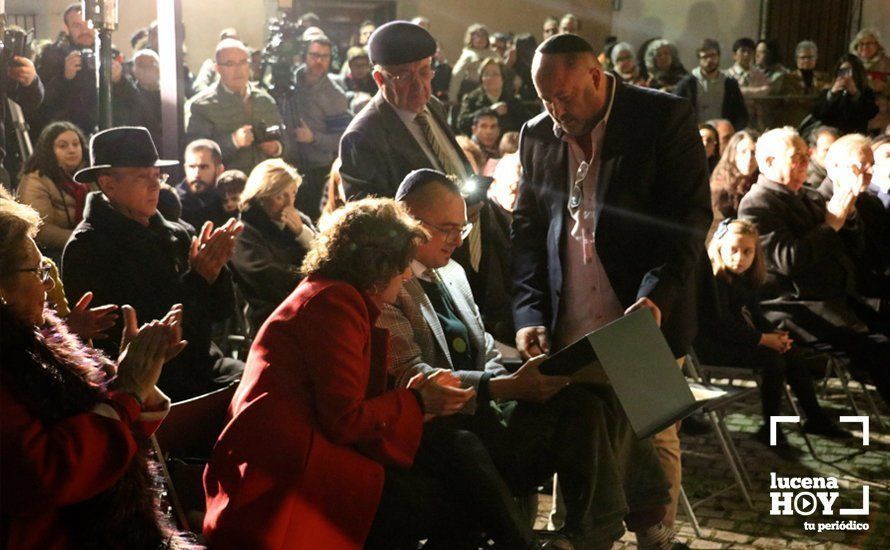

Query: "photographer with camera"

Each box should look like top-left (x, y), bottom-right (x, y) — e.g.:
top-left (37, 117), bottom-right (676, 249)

top-left (812, 54), bottom-right (879, 135)
top-left (1, 24), bottom-right (44, 187)
top-left (289, 34), bottom-right (351, 222)
top-left (33, 3), bottom-right (140, 138)
top-left (186, 39), bottom-right (283, 176)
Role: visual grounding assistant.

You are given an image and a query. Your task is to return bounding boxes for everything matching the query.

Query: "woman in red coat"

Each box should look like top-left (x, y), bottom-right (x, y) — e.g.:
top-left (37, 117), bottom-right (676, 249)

top-left (203, 198), bottom-right (474, 549)
top-left (0, 193), bottom-right (193, 549)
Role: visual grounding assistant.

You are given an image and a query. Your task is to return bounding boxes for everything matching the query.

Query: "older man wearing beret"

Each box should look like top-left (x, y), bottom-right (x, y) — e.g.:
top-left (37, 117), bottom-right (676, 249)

top-left (339, 21), bottom-right (475, 200)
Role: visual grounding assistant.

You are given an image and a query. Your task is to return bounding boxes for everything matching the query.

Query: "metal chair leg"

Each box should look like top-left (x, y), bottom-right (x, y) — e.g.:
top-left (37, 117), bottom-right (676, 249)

top-left (715, 411), bottom-right (753, 493)
top-left (784, 384), bottom-right (819, 459)
top-left (856, 378), bottom-right (888, 430)
top-left (833, 358), bottom-right (864, 417)
top-left (151, 435), bottom-right (190, 532)
top-left (707, 411), bottom-right (754, 509)
top-left (679, 484), bottom-right (702, 537)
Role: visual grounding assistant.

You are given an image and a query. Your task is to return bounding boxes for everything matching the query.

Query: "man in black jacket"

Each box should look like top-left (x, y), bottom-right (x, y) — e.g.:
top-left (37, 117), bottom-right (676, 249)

top-left (674, 39), bottom-right (749, 131)
top-left (513, 34), bottom-right (712, 535)
top-left (33, 3), bottom-right (140, 137)
top-left (62, 127), bottom-right (243, 401)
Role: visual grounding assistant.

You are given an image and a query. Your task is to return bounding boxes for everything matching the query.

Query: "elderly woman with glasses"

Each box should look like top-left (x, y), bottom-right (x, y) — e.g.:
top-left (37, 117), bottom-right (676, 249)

top-left (850, 28), bottom-right (890, 132)
top-left (0, 196), bottom-right (195, 549)
top-left (610, 42), bottom-right (647, 87)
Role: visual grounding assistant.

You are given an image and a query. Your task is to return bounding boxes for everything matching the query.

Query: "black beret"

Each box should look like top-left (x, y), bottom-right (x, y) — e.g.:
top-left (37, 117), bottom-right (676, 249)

top-left (368, 21), bottom-right (437, 66)
top-left (536, 33), bottom-right (595, 55)
top-left (395, 168), bottom-right (449, 202)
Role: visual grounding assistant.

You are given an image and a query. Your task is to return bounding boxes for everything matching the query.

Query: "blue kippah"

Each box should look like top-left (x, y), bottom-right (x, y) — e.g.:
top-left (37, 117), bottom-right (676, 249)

top-left (395, 168), bottom-right (449, 202)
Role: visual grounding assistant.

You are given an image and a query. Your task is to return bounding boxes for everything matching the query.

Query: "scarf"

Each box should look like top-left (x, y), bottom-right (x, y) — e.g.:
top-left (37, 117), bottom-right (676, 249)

top-left (59, 175), bottom-right (90, 224)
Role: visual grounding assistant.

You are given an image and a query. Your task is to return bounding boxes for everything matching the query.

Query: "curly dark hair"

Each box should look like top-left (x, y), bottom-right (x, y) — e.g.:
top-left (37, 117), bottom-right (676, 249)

top-left (21, 121), bottom-right (88, 184)
top-left (710, 129), bottom-right (760, 218)
top-left (301, 198), bottom-right (428, 292)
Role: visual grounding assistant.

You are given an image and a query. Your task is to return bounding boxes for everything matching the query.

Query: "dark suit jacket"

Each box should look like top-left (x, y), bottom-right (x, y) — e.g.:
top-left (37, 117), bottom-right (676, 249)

top-left (737, 176), bottom-right (864, 302)
top-left (674, 73), bottom-right (749, 130)
top-left (339, 92), bottom-right (474, 199)
top-left (452, 202), bottom-right (516, 344)
top-left (512, 82), bottom-right (712, 356)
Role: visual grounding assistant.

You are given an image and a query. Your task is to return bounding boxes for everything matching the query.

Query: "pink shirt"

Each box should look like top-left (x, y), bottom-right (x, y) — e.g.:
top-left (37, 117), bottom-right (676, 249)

top-left (553, 75), bottom-right (625, 349)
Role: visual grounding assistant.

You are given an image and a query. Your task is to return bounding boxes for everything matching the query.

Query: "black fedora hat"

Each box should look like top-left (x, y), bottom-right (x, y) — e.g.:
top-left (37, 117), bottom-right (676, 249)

top-left (74, 126), bottom-right (178, 183)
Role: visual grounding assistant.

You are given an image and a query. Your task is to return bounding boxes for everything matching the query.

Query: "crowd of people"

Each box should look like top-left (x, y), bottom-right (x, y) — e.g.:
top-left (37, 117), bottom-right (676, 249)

top-left (1, 5), bottom-right (889, 550)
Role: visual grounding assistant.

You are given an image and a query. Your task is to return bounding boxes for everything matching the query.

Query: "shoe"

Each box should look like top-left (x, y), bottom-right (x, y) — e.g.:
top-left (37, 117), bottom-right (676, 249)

top-left (803, 418), bottom-right (853, 439)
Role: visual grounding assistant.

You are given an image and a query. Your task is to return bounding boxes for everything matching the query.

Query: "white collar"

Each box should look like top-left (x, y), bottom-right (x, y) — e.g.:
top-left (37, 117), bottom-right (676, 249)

top-left (411, 259), bottom-right (435, 282)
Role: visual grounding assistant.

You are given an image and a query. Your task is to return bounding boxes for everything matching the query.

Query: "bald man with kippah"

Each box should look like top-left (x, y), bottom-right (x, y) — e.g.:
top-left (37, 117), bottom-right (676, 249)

top-left (339, 21), bottom-right (475, 200)
top-left (513, 34), bottom-right (712, 546)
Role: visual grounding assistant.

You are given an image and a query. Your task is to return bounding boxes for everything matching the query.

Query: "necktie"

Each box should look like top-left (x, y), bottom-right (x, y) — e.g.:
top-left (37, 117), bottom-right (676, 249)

top-left (415, 111), bottom-right (462, 177)
top-left (467, 223), bottom-right (482, 272)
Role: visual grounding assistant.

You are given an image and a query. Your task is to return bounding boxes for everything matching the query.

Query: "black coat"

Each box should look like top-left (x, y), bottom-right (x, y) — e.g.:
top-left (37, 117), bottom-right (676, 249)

top-left (815, 177), bottom-right (890, 301)
top-left (175, 180), bottom-right (231, 230)
top-left (673, 73), bottom-right (749, 131)
top-left (811, 87), bottom-right (879, 135)
top-left (62, 192), bottom-right (238, 400)
top-left (339, 93), bottom-right (474, 200)
top-left (35, 39), bottom-right (141, 137)
top-left (456, 87), bottom-right (532, 135)
top-left (696, 271), bottom-right (774, 349)
top-left (230, 206), bottom-right (315, 332)
top-left (512, 81), bottom-right (712, 356)
top-left (452, 202), bottom-right (515, 344)
top-left (737, 176), bottom-right (864, 302)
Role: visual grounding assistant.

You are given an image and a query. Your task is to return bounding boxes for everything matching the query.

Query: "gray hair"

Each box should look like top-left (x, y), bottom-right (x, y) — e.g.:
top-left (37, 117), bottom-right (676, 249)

top-left (610, 42), bottom-right (635, 66)
top-left (795, 40), bottom-right (817, 57)
top-left (644, 39), bottom-right (678, 72)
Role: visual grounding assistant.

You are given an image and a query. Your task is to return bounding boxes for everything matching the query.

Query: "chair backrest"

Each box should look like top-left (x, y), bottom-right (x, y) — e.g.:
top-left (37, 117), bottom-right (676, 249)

top-left (154, 383), bottom-right (238, 460)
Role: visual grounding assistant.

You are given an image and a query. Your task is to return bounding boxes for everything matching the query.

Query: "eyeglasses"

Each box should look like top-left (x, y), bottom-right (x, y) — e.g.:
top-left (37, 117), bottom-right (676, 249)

top-left (381, 66), bottom-right (435, 84)
top-left (306, 52), bottom-right (332, 60)
top-left (568, 160), bottom-right (590, 214)
top-left (218, 59), bottom-right (249, 69)
top-left (14, 257), bottom-right (53, 284)
top-left (857, 41), bottom-right (878, 48)
top-left (420, 219), bottom-right (474, 241)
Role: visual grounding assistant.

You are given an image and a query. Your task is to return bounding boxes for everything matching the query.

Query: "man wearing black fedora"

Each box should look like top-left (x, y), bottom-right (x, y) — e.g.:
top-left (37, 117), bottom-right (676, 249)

top-left (338, 21), bottom-right (475, 200)
top-left (62, 126), bottom-right (244, 401)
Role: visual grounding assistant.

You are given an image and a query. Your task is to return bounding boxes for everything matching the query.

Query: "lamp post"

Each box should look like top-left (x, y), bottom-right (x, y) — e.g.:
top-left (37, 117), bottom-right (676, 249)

top-left (82, 0), bottom-right (118, 130)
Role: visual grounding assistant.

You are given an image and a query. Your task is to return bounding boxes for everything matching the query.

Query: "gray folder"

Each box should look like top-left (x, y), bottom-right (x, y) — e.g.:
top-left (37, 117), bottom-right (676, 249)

top-left (540, 309), bottom-right (715, 438)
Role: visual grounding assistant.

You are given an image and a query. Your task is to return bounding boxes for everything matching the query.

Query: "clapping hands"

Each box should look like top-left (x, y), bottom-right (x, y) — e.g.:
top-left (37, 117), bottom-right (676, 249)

top-left (189, 219), bottom-right (244, 283)
top-left (116, 304), bottom-right (188, 405)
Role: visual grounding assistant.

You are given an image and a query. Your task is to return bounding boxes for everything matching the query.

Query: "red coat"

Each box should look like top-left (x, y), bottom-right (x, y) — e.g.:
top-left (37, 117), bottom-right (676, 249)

top-left (1, 386), bottom-right (161, 550)
top-left (203, 276), bottom-right (424, 549)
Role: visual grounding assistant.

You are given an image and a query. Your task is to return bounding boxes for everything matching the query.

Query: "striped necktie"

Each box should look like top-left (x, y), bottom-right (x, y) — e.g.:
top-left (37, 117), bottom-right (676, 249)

top-left (414, 111), bottom-right (462, 177)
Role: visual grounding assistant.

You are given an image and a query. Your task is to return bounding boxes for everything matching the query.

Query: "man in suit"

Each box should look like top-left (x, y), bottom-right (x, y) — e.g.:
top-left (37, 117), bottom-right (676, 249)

top-left (339, 21), bottom-right (475, 200)
top-left (380, 169), bottom-right (675, 549)
top-left (512, 34), bottom-right (712, 528)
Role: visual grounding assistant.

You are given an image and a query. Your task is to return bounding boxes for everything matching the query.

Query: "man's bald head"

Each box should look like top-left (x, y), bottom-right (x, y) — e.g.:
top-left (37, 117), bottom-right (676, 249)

top-left (532, 34), bottom-right (607, 137)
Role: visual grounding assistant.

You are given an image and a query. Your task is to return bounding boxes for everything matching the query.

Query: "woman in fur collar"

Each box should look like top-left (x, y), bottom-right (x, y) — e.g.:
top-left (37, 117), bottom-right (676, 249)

top-left (0, 195), bottom-right (198, 549)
